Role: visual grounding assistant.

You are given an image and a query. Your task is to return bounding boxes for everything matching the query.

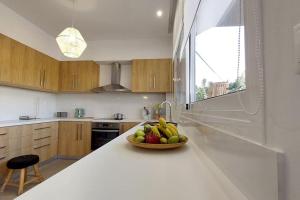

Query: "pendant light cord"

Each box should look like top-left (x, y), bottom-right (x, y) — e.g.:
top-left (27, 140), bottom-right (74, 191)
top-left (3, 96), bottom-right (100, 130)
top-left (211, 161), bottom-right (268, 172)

top-left (71, 0), bottom-right (76, 28)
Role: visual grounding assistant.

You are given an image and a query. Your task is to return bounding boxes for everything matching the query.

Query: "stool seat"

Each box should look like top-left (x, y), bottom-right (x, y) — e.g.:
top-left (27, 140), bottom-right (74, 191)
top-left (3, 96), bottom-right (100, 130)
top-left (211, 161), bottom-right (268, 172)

top-left (7, 155), bottom-right (39, 169)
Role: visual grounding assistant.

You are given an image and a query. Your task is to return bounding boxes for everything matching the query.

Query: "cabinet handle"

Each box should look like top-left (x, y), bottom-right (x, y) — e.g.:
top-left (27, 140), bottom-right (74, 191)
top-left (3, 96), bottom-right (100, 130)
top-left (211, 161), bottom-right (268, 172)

top-left (40, 69), bottom-right (43, 86)
top-left (0, 146), bottom-right (6, 149)
top-left (0, 156), bottom-right (6, 160)
top-left (73, 74), bottom-right (76, 89)
top-left (0, 132), bottom-right (7, 136)
top-left (153, 75), bottom-right (156, 89)
top-left (34, 136), bottom-right (51, 141)
top-left (80, 124), bottom-right (83, 140)
top-left (34, 126), bottom-right (51, 130)
top-left (33, 144), bottom-right (50, 149)
top-left (43, 70), bottom-right (46, 87)
top-left (76, 124), bottom-right (79, 141)
top-left (76, 74), bottom-right (79, 89)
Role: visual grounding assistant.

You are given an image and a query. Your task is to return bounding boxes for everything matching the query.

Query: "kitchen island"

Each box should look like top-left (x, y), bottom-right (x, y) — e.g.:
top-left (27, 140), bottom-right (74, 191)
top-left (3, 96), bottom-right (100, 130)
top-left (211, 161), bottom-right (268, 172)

top-left (15, 123), bottom-right (247, 200)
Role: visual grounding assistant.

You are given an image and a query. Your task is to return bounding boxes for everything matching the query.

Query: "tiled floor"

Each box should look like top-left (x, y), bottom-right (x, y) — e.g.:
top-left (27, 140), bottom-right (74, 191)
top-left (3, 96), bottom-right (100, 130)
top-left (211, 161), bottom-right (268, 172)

top-left (1, 159), bottom-right (76, 200)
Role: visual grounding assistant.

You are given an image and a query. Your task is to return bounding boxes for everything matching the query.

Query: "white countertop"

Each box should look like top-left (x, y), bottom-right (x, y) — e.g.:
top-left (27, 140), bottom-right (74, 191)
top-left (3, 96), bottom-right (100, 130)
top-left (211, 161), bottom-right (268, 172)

top-left (15, 124), bottom-right (247, 200)
top-left (0, 118), bottom-right (144, 128)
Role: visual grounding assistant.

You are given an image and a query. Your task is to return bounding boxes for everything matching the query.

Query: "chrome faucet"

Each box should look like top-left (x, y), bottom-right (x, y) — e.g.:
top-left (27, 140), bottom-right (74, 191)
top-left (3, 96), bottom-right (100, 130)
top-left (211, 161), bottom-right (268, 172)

top-left (160, 101), bottom-right (172, 122)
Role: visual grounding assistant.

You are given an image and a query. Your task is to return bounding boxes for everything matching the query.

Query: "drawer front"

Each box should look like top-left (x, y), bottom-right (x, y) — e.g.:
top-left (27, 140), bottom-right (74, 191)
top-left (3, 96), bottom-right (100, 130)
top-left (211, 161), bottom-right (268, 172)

top-left (32, 144), bottom-right (51, 162)
top-left (0, 147), bottom-right (8, 162)
top-left (33, 137), bottom-right (51, 149)
top-left (0, 128), bottom-right (8, 136)
top-left (33, 126), bottom-right (52, 140)
top-left (0, 133), bottom-right (8, 148)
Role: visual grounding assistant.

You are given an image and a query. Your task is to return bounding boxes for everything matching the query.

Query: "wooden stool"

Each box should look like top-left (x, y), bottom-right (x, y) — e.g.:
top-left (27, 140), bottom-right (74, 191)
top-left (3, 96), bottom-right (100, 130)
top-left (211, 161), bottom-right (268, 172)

top-left (0, 155), bottom-right (43, 195)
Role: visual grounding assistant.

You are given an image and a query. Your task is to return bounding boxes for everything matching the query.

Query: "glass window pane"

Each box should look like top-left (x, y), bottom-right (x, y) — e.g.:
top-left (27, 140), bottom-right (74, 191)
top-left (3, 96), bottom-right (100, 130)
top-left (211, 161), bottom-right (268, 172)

top-left (192, 0), bottom-right (246, 102)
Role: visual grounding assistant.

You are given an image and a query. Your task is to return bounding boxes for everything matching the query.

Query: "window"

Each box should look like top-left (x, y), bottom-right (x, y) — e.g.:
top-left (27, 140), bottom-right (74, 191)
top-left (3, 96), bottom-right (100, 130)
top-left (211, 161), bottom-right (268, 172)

top-left (190, 0), bottom-right (246, 102)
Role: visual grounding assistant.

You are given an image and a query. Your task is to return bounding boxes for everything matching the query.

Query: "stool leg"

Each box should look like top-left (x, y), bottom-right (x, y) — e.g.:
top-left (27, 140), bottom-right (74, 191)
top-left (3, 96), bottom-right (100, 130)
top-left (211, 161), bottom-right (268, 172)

top-left (18, 169), bottom-right (26, 195)
top-left (1, 169), bottom-right (14, 192)
top-left (24, 168), bottom-right (27, 183)
top-left (33, 164), bottom-right (43, 182)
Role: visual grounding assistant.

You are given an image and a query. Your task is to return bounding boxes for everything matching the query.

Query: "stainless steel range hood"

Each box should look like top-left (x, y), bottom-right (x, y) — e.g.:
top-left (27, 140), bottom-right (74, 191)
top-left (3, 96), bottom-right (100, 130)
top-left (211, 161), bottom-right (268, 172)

top-left (92, 62), bottom-right (131, 92)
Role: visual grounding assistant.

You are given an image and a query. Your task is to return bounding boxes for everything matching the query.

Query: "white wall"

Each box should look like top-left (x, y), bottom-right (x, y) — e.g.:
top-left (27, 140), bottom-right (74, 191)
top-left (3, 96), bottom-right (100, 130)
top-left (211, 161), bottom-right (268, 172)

top-left (56, 93), bottom-right (165, 119)
top-left (0, 86), bottom-right (57, 121)
top-left (263, 0), bottom-right (300, 199)
top-left (76, 37), bottom-right (172, 62)
top-left (0, 2), bottom-right (62, 60)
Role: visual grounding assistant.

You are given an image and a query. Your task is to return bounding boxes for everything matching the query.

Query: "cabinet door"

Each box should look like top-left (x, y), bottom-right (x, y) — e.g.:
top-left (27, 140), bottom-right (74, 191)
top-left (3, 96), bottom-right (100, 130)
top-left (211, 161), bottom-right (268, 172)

top-left (50, 122), bottom-right (58, 157)
top-left (60, 61), bottom-right (99, 92)
top-left (0, 34), bottom-right (12, 83)
top-left (91, 62), bottom-right (100, 89)
top-left (23, 47), bottom-right (42, 89)
top-left (132, 59), bottom-right (151, 92)
top-left (77, 122), bottom-right (91, 156)
top-left (0, 128), bottom-right (8, 176)
top-left (0, 128), bottom-right (9, 166)
top-left (58, 122), bottom-right (79, 157)
top-left (43, 55), bottom-right (59, 92)
top-left (131, 59), bottom-right (172, 93)
top-left (120, 122), bottom-right (139, 134)
top-left (59, 62), bottom-right (77, 92)
top-left (151, 59), bottom-right (172, 93)
top-left (10, 40), bottom-right (26, 85)
top-left (77, 61), bottom-right (90, 91)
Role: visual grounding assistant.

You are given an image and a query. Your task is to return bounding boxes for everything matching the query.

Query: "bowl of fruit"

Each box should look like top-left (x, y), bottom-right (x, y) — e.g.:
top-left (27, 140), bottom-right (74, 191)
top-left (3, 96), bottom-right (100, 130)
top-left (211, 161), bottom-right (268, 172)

top-left (127, 117), bottom-right (188, 150)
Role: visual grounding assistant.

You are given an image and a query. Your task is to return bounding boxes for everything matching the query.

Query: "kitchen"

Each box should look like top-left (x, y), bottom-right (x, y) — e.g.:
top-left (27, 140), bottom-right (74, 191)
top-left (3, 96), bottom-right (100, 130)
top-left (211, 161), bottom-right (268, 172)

top-left (0, 0), bottom-right (300, 200)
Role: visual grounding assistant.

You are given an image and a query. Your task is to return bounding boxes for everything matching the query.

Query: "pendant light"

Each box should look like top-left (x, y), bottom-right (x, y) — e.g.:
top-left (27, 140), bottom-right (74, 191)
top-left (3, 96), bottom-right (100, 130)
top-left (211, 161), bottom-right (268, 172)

top-left (56, 0), bottom-right (87, 58)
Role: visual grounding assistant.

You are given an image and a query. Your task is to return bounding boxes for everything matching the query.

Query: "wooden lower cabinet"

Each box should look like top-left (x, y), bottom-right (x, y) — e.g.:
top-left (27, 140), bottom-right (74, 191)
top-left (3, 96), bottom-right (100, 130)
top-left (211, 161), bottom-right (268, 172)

top-left (32, 122), bottom-right (58, 162)
top-left (0, 122), bottom-right (59, 177)
top-left (0, 121), bottom-right (92, 179)
top-left (0, 128), bottom-right (9, 177)
top-left (120, 122), bottom-right (139, 134)
top-left (58, 122), bottom-right (91, 157)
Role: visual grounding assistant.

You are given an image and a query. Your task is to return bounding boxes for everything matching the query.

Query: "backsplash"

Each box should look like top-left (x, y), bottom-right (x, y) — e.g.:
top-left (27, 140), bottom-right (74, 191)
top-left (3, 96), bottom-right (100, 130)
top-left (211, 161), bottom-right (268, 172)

top-left (0, 86), bottom-right (57, 121)
top-left (0, 86), bottom-right (166, 121)
top-left (56, 93), bottom-right (165, 119)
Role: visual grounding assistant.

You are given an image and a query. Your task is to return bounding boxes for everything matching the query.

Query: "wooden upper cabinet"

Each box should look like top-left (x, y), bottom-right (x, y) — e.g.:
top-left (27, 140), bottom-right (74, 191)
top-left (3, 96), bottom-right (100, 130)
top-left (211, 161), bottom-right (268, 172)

top-left (43, 55), bottom-right (59, 91)
top-left (131, 59), bottom-right (172, 93)
top-left (59, 61), bottom-right (99, 92)
top-left (10, 40), bottom-right (26, 85)
top-left (0, 34), bottom-right (59, 92)
top-left (23, 47), bottom-right (41, 89)
top-left (0, 33), bottom-right (12, 83)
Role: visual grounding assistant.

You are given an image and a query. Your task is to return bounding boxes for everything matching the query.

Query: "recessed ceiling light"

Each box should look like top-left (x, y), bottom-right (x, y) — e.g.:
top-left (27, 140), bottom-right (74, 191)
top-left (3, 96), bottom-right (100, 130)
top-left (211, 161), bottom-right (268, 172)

top-left (156, 10), bottom-right (163, 17)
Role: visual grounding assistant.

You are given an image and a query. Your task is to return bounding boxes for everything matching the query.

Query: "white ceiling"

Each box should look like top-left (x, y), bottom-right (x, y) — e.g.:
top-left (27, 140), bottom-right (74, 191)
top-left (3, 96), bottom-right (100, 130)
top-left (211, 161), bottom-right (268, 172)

top-left (0, 0), bottom-right (173, 41)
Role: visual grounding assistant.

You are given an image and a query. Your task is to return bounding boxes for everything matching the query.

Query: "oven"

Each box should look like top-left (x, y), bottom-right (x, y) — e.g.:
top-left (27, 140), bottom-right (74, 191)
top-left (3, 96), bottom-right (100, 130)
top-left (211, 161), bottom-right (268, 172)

top-left (91, 122), bottom-right (120, 150)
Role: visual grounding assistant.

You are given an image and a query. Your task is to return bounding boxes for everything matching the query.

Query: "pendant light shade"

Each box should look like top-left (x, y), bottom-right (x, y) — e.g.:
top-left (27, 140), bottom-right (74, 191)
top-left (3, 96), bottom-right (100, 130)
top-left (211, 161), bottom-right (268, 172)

top-left (56, 27), bottom-right (87, 58)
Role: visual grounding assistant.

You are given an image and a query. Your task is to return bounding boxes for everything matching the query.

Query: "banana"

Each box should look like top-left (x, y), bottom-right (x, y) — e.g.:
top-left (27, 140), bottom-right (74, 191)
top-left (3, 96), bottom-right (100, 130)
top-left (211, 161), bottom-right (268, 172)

top-left (167, 123), bottom-right (178, 132)
top-left (167, 124), bottom-right (178, 136)
top-left (157, 125), bottom-right (173, 138)
top-left (159, 117), bottom-right (167, 128)
top-left (151, 126), bottom-right (161, 138)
